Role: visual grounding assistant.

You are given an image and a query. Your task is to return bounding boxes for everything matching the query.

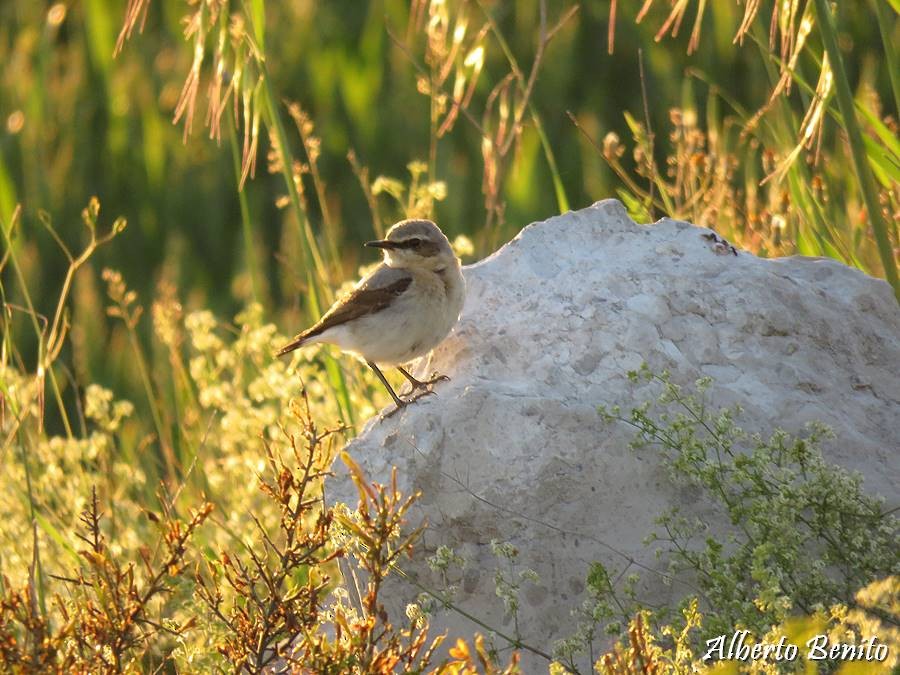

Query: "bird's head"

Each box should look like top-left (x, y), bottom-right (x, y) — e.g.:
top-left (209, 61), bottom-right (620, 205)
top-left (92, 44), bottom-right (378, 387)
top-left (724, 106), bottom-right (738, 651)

top-left (365, 219), bottom-right (457, 271)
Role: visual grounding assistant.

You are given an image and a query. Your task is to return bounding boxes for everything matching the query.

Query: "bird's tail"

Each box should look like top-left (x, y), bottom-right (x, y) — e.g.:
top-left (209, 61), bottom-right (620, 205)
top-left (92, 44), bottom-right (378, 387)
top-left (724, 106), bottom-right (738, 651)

top-left (275, 333), bottom-right (310, 357)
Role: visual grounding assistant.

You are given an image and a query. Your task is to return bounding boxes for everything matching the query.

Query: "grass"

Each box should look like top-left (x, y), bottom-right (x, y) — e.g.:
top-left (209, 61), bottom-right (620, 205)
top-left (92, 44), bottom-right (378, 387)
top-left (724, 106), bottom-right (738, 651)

top-left (0, 0), bottom-right (898, 671)
top-left (812, 0), bottom-right (898, 300)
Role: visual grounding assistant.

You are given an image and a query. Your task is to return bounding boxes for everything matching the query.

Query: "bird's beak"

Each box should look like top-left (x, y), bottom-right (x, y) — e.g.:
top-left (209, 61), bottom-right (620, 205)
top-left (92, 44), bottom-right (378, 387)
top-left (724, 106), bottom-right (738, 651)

top-left (365, 239), bottom-right (398, 250)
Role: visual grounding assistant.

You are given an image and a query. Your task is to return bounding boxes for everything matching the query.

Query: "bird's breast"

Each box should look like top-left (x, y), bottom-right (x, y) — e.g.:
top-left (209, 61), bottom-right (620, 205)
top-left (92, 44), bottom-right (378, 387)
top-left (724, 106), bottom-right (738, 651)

top-left (383, 265), bottom-right (464, 363)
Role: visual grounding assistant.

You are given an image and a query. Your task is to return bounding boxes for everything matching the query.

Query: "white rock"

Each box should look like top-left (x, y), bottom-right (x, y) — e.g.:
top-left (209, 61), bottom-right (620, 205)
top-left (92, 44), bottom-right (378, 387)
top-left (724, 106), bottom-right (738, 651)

top-left (330, 200), bottom-right (900, 671)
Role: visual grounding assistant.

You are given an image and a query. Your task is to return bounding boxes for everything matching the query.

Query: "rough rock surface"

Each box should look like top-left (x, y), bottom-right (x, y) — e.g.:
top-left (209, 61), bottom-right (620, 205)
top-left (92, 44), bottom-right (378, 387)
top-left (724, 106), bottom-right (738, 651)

top-left (330, 199), bottom-right (900, 670)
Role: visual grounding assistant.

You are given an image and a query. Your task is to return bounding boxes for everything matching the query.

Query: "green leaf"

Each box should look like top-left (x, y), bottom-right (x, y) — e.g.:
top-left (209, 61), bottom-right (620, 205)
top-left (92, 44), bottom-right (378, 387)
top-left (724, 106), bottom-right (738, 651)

top-left (856, 104), bottom-right (900, 187)
top-left (250, 0), bottom-right (266, 51)
top-left (862, 135), bottom-right (900, 187)
top-left (0, 152), bottom-right (16, 228)
top-left (586, 561), bottom-right (611, 593)
top-left (83, 0), bottom-right (115, 77)
top-left (856, 104), bottom-right (900, 161)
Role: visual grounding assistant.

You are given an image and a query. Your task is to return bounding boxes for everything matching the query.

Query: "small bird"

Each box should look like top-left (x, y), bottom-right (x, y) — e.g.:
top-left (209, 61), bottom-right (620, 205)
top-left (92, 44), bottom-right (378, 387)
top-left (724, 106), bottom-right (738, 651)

top-left (277, 219), bottom-right (466, 416)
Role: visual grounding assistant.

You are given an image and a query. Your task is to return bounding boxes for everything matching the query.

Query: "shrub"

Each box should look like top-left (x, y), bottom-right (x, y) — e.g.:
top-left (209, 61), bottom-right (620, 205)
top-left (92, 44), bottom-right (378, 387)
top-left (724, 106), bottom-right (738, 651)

top-left (550, 366), bottom-right (900, 672)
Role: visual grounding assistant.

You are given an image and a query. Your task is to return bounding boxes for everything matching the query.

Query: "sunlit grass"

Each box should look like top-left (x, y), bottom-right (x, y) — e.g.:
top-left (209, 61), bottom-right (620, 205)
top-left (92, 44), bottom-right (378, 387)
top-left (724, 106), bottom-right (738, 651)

top-left (597, 0), bottom-right (899, 296)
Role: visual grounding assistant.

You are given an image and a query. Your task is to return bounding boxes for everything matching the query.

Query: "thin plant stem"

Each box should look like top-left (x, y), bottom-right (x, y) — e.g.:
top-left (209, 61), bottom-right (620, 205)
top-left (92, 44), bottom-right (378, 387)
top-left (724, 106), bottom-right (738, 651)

top-left (260, 82), bottom-right (330, 305)
top-left (348, 150), bottom-right (384, 238)
top-left (17, 433), bottom-right (46, 617)
top-left (530, 101), bottom-right (570, 214)
top-left (478, 0), bottom-right (574, 215)
top-left (0, 212), bottom-right (73, 439)
top-left (290, 104), bottom-right (344, 276)
top-left (227, 113), bottom-right (261, 303)
top-left (638, 49), bottom-right (657, 220)
top-left (390, 562), bottom-right (558, 665)
top-left (126, 327), bottom-right (178, 483)
top-left (429, 68), bottom-right (439, 187)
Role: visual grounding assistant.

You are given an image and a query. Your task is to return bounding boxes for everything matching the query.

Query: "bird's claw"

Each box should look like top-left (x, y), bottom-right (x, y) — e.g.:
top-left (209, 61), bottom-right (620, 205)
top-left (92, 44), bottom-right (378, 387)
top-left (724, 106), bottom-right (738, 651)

top-left (405, 372), bottom-right (450, 392)
top-left (380, 388), bottom-right (436, 421)
top-left (400, 388), bottom-right (437, 406)
top-left (399, 371), bottom-right (449, 398)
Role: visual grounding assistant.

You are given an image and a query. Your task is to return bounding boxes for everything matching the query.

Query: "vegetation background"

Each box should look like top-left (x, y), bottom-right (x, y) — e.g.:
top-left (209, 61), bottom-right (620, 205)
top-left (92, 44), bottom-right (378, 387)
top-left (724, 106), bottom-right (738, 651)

top-left (2, 0), bottom-right (899, 423)
top-left (0, 0), bottom-right (898, 672)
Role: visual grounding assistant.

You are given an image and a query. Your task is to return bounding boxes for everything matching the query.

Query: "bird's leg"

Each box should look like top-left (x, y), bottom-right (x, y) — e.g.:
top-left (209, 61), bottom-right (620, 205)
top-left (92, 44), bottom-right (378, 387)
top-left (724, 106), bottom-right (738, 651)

top-left (397, 366), bottom-right (450, 394)
top-left (367, 362), bottom-right (437, 419)
top-left (367, 361), bottom-right (406, 413)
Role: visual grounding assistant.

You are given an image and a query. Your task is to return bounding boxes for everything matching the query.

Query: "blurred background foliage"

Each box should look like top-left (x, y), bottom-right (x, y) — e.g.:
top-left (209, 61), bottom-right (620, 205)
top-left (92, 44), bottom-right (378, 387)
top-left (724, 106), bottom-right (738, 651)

top-left (0, 0), bottom-right (897, 430)
top-left (0, 3), bottom-right (898, 668)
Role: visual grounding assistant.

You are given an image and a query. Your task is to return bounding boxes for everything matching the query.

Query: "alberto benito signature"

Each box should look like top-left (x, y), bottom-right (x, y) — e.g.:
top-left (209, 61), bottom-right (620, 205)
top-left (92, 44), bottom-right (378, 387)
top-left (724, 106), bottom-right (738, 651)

top-left (703, 631), bottom-right (889, 664)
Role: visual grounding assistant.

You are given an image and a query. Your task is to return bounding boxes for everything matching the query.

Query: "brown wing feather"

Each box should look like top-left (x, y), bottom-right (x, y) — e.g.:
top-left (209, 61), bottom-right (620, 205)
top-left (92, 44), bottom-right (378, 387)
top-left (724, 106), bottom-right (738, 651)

top-left (276, 272), bottom-right (412, 356)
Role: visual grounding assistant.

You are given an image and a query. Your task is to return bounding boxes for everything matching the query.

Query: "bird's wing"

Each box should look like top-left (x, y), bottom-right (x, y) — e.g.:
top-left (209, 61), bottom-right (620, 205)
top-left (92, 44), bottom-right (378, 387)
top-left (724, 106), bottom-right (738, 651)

top-left (277, 266), bottom-right (413, 356)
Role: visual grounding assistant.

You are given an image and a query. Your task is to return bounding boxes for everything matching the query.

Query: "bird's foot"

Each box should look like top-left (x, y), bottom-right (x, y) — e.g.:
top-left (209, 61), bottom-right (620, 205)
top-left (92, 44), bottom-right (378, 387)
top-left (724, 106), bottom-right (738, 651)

top-left (400, 370), bottom-right (450, 395)
top-left (423, 372), bottom-right (450, 386)
top-left (403, 387), bottom-right (438, 402)
top-left (380, 388), bottom-right (436, 420)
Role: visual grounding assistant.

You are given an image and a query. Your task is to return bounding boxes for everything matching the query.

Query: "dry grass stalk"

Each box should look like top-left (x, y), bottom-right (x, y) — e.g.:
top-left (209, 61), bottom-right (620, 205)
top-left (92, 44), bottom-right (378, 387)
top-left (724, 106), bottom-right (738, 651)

top-left (618, 0), bottom-right (840, 188)
top-left (116, 1), bottom-right (264, 188)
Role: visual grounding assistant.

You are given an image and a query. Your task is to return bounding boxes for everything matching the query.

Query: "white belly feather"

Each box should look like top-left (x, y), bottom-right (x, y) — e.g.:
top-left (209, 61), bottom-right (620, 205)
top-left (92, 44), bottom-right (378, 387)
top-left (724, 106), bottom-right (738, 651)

top-left (312, 265), bottom-right (465, 365)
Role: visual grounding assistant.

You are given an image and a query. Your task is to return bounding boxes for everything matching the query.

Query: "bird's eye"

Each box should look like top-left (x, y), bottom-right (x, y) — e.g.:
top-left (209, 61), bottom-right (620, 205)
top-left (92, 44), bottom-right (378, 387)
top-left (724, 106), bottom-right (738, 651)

top-left (406, 238), bottom-right (422, 248)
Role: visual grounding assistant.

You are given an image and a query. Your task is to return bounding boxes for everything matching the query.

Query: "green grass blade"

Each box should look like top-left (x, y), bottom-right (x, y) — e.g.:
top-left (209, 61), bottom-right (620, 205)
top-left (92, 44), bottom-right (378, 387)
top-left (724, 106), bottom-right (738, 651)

top-left (13, 434), bottom-right (46, 615)
top-left (862, 135), bottom-right (900, 186)
top-left (33, 511), bottom-right (81, 566)
top-left (532, 103), bottom-right (570, 214)
top-left (83, 0), bottom-right (114, 78)
top-left (250, 0), bottom-right (266, 51)
top-left (814, 0), bottom-right (899, 301)
top-left (247, 8), bottom-right (355, 427)
top-left (872, 0), bottom-right (900, 116)
top-left (855, 105), bottom-right (900, 159)
top-left (260, 86), bottom-right (355, 427)
top-left (227, 114), bottom-right (261, 303)
top-left (855, 105), bottom-right (900, 187)
top-left (0, 157), bottom-right (16, 225)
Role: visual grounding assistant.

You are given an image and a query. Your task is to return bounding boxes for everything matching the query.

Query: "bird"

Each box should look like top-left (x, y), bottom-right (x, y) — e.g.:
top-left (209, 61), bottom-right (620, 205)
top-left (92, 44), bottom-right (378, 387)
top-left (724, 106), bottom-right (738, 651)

top-left (277, 219), bottom-right (466, 416)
